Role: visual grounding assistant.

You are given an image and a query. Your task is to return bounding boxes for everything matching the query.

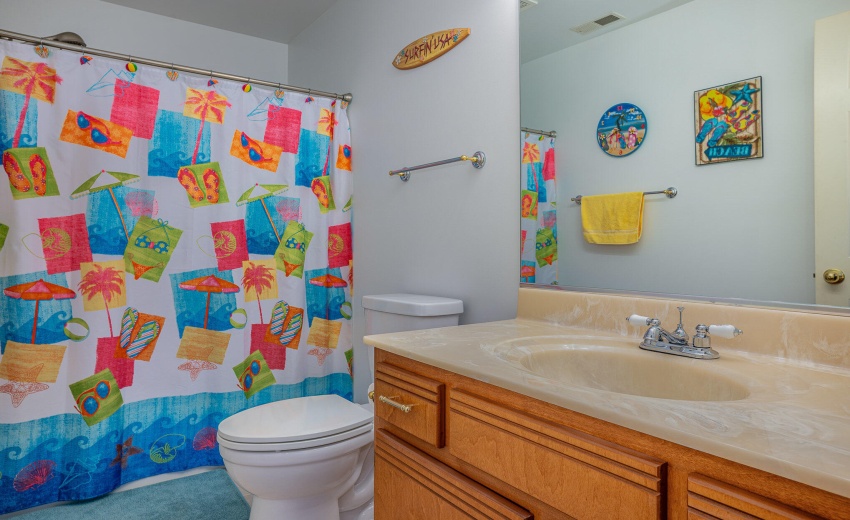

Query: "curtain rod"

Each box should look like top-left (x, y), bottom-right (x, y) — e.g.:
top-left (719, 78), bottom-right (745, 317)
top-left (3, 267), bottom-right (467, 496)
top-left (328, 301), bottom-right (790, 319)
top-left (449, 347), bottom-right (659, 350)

top-left (0, 28), bottom-right (353, 103)
top-left (521, 127), bottom-right (557, 138)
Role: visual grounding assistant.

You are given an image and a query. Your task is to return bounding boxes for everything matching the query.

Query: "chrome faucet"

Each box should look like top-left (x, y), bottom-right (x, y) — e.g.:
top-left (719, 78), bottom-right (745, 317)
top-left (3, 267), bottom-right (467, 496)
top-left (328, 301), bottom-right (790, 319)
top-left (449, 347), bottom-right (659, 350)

top-left (626, 307), bottom-right (742, 360)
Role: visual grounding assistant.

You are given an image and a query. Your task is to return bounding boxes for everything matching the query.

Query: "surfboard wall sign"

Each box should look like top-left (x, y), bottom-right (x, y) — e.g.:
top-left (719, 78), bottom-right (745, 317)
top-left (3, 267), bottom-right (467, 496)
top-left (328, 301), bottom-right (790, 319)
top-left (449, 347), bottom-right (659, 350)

top-left (393, 28), bottom-right (471, 70)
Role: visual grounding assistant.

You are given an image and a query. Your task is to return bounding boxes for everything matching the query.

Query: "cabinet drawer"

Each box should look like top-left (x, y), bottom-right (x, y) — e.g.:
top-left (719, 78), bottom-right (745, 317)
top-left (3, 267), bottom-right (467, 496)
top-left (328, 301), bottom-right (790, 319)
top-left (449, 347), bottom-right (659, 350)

top-left (687, 474), bottom-right (823, 520)
top-left (374, 362), bottom-right (445, 448)
top-left (376, 429), bottom-right (533, 520)
top-left (449, 390), bottom-right (665, 520)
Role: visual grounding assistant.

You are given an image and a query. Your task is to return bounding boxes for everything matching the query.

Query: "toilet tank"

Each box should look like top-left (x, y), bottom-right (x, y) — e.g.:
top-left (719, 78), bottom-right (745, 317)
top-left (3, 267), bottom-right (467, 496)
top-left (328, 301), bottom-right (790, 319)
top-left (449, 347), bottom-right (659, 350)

top-left (362, 294), bottom-right (464, 335)
top-left (362, 294), bottom-right (463, 376)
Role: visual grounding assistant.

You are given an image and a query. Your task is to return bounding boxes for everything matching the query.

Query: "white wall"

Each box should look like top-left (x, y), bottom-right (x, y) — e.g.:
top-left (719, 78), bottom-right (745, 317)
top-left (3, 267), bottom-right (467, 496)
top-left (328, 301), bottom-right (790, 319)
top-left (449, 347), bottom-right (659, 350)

top-left (289, 0), bottom-right (521, 401)
top-left (522, 0), bottom-right (850, 304)
top-left (0, 0), bottom-right (288, 82)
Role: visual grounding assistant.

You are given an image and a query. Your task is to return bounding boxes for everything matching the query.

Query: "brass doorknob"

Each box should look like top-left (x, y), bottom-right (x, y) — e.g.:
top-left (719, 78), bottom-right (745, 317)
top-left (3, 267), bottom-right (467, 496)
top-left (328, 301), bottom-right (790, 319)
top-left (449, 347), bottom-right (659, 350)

top-left (824, 269), bottom-right (845, 284)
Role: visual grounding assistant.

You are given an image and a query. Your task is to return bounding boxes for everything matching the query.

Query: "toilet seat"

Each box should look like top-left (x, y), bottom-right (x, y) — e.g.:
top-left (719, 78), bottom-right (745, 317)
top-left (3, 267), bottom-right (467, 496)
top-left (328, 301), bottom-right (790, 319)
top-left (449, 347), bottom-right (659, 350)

top-left (218, 423), bottom-right (373, 452)
top-left (217, 394), bottom-right (373, 452)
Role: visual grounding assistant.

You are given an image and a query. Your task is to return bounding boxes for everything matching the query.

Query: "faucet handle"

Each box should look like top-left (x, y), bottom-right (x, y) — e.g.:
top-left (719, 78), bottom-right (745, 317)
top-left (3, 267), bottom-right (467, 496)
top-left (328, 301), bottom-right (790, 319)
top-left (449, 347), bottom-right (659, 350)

top-left (626, 314), bottom-right (653, 326)
top-left (707, 325), bottom-right (743, 339)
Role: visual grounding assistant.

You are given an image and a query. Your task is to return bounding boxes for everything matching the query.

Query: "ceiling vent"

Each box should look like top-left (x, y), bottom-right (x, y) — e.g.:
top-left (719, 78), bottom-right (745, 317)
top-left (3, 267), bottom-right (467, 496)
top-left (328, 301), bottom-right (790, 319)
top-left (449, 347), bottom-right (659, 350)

top-left (570, 12), bottom-right (624, 34)
top-left (520, 0), bottom-right (538, 12)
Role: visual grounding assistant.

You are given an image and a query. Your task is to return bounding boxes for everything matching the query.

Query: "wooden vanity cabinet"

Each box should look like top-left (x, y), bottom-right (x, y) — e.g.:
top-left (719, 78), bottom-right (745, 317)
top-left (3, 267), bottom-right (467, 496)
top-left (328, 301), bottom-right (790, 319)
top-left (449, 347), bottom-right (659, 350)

top-left (373, 349), bottom-right (850, 520)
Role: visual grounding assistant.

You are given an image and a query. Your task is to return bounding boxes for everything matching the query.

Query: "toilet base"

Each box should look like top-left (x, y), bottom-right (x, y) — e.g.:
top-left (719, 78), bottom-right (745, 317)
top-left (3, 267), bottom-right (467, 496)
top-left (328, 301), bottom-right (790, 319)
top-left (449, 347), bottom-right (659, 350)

top-left (250, 494), bottom-right (342, 520)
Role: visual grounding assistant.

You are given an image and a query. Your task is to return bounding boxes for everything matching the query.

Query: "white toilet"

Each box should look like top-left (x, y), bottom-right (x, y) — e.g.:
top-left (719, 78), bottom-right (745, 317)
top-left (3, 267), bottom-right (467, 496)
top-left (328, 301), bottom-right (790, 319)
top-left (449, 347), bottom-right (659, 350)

top-left (217, 294), bottom-right (463, 520)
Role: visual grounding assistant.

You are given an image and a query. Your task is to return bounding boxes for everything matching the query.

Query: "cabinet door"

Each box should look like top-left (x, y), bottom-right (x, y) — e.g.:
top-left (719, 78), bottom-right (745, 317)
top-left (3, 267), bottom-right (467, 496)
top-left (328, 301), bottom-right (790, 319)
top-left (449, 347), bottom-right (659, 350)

top-left (687, 474), bottom-right (825, 520)
top-left (375, 429), bottom-right (533, 520)
top-left (375, 362), bottom-right (445, 447)
top-left (449, 390), bottom-right (665, 520)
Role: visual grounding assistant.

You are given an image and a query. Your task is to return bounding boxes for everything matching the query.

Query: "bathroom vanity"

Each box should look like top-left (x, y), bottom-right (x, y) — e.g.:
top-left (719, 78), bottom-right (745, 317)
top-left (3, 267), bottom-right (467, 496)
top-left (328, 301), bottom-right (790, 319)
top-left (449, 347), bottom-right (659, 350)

top-left (365, 288), bottom-right (850, 519)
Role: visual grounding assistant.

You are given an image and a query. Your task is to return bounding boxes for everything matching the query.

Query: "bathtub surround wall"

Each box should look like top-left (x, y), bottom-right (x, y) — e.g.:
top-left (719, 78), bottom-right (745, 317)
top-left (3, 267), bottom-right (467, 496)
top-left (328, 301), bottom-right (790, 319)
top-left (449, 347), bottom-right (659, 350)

top-left (521, 0), bottom-right (850, 304)
top-left (289, 0), bottom-right (521, 402)
top-left (0, 0), bottom-right (288, 82)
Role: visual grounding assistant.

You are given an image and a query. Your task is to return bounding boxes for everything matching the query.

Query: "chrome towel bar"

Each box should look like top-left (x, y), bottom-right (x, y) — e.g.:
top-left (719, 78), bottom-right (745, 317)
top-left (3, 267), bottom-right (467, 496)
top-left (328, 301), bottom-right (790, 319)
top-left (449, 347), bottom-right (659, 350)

top-left (389, 151), bottom-right (486, 182)
top-left (571, 187), bottom-right (677, 205)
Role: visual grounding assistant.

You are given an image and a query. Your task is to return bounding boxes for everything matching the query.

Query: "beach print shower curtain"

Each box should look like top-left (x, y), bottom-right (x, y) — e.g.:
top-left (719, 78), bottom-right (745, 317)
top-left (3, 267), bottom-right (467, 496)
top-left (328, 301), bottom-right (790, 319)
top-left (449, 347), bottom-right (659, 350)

top-left (520, 131), bottom-right (557, 285)
top-left (0, 39), bottom-right (354, 514)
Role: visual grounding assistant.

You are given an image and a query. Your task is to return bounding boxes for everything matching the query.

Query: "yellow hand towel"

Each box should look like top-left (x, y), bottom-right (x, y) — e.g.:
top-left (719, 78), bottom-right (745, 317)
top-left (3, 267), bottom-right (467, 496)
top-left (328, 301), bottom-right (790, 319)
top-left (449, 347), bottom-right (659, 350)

top-left (581, 192), bottom-right (645, 244)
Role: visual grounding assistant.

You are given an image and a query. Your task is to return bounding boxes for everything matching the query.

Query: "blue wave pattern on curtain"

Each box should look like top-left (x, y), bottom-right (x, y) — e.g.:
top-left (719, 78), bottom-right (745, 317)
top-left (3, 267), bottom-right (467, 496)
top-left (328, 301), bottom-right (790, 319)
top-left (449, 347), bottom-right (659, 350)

top-left (0, 39), bottom-right (354, 514)
top-left (520, 132), bottom-right (557, 284)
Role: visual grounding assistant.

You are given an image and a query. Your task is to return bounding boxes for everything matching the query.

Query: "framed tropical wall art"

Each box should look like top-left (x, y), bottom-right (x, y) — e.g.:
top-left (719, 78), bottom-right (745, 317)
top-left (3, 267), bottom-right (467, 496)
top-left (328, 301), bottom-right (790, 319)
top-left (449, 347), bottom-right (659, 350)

top-left (694, 76), bottom-right (762, 165)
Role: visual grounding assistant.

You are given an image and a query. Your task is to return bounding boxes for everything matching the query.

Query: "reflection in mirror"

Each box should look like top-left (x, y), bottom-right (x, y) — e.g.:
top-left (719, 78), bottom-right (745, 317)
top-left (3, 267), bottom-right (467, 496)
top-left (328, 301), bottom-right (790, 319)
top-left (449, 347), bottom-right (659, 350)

top-left (520, 0), bottom-right (850, 309)
top-left (520, 127), bottom-right (558, 286)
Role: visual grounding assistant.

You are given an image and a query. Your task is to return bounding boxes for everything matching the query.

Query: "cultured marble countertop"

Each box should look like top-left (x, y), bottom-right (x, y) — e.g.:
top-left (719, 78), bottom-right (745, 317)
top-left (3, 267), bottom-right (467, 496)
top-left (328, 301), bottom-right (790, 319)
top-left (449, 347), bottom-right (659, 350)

top-left (364, 318), bottom-right (850, 499)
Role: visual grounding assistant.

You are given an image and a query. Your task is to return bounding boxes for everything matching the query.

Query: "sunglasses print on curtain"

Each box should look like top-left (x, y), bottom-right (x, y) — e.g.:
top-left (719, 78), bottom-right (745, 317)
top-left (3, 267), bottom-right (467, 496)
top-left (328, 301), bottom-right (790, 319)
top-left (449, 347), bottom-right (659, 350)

top-left (230, 130), bottom-right (282, 172)
top-left (59, 110), bottom-right (133, 157)
top-left (69, 369), bottom-right (123, 426)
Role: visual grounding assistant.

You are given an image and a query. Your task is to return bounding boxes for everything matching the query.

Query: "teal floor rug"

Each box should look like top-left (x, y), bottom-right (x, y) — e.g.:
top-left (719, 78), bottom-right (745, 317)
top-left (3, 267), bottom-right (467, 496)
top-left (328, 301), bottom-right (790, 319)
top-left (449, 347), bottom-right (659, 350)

top-left (17, 469), bottom-right (250, 520)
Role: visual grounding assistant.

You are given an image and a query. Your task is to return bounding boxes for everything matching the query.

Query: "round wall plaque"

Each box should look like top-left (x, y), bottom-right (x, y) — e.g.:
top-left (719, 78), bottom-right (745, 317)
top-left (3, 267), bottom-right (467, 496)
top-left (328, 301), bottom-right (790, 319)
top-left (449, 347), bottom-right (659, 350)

top-left (596, 103), bottom-right (648, 157)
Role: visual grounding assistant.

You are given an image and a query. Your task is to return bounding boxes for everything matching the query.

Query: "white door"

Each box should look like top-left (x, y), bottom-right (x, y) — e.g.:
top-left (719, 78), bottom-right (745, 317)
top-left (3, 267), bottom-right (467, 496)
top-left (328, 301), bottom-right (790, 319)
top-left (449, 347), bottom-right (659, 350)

top-left (814, 10), bottom-right (850, 306)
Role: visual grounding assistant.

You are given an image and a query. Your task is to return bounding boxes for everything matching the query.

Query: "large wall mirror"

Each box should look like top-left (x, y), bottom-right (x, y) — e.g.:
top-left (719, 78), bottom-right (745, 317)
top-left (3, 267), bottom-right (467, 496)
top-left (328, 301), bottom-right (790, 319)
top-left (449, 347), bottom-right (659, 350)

top-left (519, 0), bottom-right (850, 310)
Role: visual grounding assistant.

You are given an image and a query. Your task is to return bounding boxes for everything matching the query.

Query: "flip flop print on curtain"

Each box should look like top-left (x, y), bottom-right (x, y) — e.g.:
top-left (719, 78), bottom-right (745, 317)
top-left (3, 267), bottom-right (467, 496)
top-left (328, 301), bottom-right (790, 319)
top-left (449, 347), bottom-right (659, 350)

top-left (115, 307), bottom-right (164, 361)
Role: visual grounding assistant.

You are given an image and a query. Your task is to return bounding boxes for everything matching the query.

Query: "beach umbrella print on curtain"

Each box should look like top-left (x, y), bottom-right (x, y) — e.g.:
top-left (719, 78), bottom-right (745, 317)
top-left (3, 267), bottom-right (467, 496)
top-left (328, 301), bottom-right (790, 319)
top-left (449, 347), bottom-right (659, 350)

top-left (309, 273), bottom-right (347, 320)
top-left (4, 279), bottom-right (76, 343)
top-left (236, 183), bottom-right (288, 242)
top-left (70, 170), bottom-right (140, 241)
top-left (178, 275), bottom-right (239, 329)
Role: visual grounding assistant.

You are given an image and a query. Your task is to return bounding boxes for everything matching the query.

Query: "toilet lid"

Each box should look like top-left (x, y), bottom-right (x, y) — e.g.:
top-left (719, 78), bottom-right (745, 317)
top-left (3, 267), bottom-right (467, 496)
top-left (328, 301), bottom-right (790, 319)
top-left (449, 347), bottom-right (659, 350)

top-left (217, 394), bottom-right (373, 445)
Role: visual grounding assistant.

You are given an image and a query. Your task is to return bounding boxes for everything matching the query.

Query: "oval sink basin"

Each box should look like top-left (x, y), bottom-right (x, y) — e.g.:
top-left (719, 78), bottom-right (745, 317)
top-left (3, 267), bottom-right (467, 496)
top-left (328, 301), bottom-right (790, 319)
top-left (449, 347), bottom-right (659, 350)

top-left (509, 342), bottom-right (751, 402)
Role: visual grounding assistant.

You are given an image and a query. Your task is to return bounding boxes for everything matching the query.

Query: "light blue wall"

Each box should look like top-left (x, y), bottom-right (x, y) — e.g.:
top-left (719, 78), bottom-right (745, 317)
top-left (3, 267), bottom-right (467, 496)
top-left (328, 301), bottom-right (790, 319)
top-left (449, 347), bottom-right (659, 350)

top-left (289, 0), bottom-right (521, 402)
top-left (0, 0), bottom-right (288, 81)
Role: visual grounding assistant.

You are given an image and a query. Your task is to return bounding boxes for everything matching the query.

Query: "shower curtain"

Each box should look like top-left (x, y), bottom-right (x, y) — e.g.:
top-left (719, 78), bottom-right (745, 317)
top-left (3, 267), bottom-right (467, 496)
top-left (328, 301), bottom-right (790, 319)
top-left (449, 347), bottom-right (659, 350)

top-left (0, 39), bottom-right (354, 514)
top-left (520, 131), bottom-right (557, 284)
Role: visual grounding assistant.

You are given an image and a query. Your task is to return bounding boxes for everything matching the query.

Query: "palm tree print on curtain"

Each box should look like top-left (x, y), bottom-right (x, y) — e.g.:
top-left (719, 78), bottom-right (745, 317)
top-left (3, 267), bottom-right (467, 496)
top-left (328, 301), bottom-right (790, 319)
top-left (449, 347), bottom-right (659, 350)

top-left (77, 262), bottom-right (125, 337)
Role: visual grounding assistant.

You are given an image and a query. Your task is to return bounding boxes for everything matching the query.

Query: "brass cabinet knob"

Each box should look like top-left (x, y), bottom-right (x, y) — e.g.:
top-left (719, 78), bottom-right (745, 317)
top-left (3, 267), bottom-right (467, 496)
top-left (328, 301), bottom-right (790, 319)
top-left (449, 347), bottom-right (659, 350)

top-left (824, 269), bottom-right (845, 284)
